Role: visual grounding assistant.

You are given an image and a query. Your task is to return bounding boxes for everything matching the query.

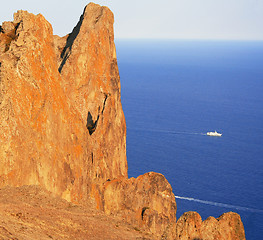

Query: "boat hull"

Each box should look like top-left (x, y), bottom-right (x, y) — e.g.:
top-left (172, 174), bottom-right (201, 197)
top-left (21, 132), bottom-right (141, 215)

top-left (207, 131), bottom-right (222, 137)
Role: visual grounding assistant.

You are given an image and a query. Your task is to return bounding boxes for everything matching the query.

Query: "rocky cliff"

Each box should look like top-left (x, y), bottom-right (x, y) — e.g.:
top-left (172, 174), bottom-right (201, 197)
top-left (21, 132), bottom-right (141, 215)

top-left (0, 2), bottom-right (245, 239)
top-left (0, 3), bottom-right (127, 204)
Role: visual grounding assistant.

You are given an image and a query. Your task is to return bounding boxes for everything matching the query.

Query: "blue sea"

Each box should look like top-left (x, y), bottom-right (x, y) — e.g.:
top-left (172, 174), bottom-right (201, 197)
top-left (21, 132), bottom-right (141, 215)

top-left (115, 39), bottom-right (263, 240)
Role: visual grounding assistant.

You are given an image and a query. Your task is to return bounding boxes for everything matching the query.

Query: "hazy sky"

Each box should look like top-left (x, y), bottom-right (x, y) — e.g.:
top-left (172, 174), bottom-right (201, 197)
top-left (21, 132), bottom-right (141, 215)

top-left (0, 0), bottom-right (262, 40)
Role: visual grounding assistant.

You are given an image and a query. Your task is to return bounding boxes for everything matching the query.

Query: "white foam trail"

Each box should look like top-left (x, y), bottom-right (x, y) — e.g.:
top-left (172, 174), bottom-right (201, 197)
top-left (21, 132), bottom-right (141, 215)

top-left (175, 195), bottom-right (263, 213)
top-left (127, 127), bottom-right (206, 136)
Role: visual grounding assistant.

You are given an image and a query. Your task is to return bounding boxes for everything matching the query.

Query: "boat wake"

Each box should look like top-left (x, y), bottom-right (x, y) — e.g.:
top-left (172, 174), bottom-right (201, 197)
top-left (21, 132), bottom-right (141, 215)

top-left (175, 195), bottom-right (263, 214)
top-left (127, 127), bottom-right (206, 136)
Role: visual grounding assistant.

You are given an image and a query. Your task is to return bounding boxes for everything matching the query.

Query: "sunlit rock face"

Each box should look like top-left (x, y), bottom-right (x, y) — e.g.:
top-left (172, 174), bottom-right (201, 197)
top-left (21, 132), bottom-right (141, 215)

top-left (53, 3), bottom-right (128, 201)
top-left (0, 3), bottom-right (127, 203)
top-left (167, 211), bottom-right (246, 240)
top-left (102, 172), bottom-right (177, 236)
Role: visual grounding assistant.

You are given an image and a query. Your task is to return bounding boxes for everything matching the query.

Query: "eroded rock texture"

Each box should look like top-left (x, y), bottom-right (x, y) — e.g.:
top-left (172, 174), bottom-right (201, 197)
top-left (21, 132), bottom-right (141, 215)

top-left (0, 2), bottom-right (246, 239)
top-left (103, 172), bottom-right (177, 236)
top-left (167, 211), bottom-right (246, 240)
top-left (0, 3), bottom-right (126, 202)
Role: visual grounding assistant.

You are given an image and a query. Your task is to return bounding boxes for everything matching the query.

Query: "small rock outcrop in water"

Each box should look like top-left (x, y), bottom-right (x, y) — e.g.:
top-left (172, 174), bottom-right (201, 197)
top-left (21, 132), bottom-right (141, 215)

top-left (0, 2), bottom-right (246, 239)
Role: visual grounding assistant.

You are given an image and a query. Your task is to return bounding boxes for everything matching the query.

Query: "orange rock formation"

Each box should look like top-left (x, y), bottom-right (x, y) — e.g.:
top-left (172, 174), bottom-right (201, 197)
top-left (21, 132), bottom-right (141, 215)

top-left (0, 2), bottom-right (127, 203)
top-left (168, 211), bottom-right (245, 240)
top-left (0, 2), bottom-right (246, 239)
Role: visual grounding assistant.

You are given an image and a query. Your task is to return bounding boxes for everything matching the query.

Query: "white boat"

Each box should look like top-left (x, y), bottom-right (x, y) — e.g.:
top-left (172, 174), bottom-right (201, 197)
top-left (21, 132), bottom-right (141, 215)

top-left (207, 131), bottom-right (222, 137)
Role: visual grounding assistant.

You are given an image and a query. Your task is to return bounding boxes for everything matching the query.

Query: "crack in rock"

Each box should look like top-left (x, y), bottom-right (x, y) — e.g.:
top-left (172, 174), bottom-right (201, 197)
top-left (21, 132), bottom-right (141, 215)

top-left (86, 94), bottom-right (108, 135)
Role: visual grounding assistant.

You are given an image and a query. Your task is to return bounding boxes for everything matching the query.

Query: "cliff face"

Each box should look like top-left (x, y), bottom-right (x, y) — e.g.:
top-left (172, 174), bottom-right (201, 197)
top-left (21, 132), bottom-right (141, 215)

top-left (53, 3), bottom-right (128, 202)
top-left (0, 3), bottom-right (245, 239)
top-left (0, 3), bottom-right (127, 203)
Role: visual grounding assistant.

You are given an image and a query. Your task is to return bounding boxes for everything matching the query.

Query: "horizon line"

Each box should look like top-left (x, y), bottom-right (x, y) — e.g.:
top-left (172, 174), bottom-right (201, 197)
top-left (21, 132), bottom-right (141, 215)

top-left (115, 37), bottom-right (263, 42)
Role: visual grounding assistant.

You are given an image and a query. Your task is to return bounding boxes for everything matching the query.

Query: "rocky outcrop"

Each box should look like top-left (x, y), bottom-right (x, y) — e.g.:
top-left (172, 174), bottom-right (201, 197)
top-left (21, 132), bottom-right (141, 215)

top-left (102, 172), bottom-right (177, 235)
top-left (167, 211), bottom-right (246, 240)
top-left (201, 212), bottom-right (246, 240)
top-left (0, 2), bottom-right (246, 239)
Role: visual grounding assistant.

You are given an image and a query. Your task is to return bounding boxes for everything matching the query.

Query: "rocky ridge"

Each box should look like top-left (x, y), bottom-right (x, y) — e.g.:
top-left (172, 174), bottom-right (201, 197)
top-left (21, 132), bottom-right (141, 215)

top-left (0, 2), bottom-right (246, 239)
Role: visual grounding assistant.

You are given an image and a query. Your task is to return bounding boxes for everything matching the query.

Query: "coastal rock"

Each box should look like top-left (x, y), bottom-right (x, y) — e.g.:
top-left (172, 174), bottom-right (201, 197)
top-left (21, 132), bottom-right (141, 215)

top-left (169, 211), bottom-right (246, 240)
top-left (0, 3), bottom-right (127, 203)
top-left (102, 172), bottom-right (177, 236)
top-left (201, 212), bottom-right (246, 240)
top-left (53, 3), bottom-right (128, 202)
top-left (55, 2), bottom-right (128, 187)
top-left (174, 211), bottom-right (202, 239)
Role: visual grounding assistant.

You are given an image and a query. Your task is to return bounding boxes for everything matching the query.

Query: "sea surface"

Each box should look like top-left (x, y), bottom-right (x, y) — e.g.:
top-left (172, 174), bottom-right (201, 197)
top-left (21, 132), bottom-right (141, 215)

top-left (115, 39), bottom-right (263, 240)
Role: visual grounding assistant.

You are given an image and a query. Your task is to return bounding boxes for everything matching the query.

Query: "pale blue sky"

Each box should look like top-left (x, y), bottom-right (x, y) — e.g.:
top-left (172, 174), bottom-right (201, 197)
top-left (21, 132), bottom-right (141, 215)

top-left (1, 0), bottom-right (263, 40)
